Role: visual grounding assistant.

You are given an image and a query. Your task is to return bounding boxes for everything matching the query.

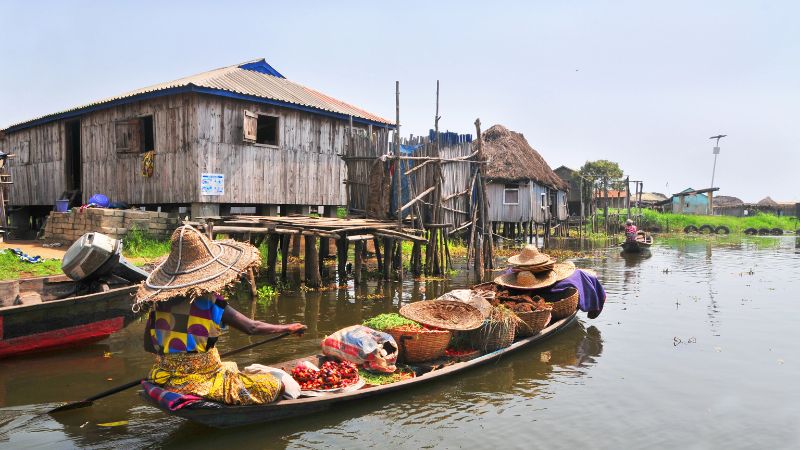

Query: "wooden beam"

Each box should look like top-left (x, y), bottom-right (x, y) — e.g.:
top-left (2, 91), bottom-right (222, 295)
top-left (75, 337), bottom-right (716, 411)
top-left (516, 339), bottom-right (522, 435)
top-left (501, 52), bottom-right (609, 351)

top-left (398, 185), bottom-right (436, 213)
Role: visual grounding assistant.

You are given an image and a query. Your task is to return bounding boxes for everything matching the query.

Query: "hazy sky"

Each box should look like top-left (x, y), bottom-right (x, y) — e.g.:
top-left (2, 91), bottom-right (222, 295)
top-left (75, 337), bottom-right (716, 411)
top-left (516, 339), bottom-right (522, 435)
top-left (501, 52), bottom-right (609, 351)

top-left (1, 0), bottom-right (797, 202)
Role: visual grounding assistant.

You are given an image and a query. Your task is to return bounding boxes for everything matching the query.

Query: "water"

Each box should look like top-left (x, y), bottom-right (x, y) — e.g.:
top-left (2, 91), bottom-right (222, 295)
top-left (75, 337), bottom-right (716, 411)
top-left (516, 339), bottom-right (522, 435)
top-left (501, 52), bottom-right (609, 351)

top-left (1, 236), bottom-right (798, 449)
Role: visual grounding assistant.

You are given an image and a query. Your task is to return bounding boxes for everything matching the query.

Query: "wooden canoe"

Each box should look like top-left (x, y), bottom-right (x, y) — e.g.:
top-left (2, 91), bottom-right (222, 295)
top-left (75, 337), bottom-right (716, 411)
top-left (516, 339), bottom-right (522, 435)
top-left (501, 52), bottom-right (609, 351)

top-left (140, 312), bottom-right (578, 428)
top-left (0, 274), bottom-right (139, 358)
top-left (621, 235), bottom-right (653, 253)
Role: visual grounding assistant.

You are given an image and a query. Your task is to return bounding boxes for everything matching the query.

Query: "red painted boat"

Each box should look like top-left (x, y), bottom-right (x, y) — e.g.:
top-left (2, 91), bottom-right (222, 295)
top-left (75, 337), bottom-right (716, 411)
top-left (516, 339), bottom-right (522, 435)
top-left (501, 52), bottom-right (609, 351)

top-left (0, 274), bottom-right (139, 358)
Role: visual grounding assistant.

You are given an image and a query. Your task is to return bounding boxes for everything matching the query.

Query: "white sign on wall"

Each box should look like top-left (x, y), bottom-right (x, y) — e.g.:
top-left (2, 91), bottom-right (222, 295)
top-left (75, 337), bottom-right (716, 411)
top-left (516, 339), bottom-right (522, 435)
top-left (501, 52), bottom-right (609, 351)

top-left (201, 173), bottom-right (225, 196)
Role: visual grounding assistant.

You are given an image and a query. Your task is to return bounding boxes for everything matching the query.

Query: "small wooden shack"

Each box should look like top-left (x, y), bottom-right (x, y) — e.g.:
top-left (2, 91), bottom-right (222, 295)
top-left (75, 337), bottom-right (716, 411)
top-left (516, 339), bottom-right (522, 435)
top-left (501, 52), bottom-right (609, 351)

top-left (478, 125), bottom-right (567, 237)
top-left (0, 59), bottom-right (393, 230)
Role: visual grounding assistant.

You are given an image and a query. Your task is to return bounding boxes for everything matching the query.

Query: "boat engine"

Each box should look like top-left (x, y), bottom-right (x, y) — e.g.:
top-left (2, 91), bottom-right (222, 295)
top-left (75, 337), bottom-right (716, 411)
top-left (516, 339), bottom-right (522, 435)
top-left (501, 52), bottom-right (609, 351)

top-left (61, 232), bottom-right (149, 284)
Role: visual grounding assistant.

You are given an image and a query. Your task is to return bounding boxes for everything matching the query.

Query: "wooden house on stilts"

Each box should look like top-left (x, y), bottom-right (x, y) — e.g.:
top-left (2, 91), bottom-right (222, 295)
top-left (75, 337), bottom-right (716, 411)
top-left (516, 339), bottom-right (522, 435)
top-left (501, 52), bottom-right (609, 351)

top-left (477, 125), bottom-right (568, 240)
top-left (0, 58), bottom-right (393, 234)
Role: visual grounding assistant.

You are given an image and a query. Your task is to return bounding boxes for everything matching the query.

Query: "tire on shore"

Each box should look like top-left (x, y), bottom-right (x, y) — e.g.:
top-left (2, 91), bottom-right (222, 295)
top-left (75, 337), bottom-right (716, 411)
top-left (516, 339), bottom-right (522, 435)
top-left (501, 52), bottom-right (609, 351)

top-left (714, 225), bottom-right (730, 235)
top-left (698, 224), bottom-right (715, 234)
top-left (770, 228), bottom-right (783, 236)
top-left (683, 225), bottom-right (698, 234)
top-left (757, 228), bottom-right (771, 236)
top-left (743, 228), bottom-right (758, 235)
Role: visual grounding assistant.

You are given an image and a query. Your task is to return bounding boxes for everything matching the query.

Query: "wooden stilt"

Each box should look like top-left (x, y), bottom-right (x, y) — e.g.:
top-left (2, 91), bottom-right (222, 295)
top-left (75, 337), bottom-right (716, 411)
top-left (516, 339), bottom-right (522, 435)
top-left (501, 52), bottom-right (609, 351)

top-left (280, 235), bottom-right (289, 282)
top-left (354, 241), bottom-right (364, 285)
top-left (382, 237), bottom-right (394, 280)
top-left (411, 241), bottom-right (422, 277)
top-left (247, 268), bottom-right (258, 319)
top-left (337, 237), bottom-right (349, 285)
top-left (265, 234), bottom-right (280, 284)
top-left (373, 238), bottom-right (383, 272)
top-left (291, 233), bottom-right (302, 257)
top-left (304, 235), bottom-right (322, 288)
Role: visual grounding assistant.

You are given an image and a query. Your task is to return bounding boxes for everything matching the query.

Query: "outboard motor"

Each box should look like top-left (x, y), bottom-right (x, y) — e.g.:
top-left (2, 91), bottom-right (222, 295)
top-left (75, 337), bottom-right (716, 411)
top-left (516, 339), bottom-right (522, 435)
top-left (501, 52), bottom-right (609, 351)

top-left (61, 232), bottom-right (149, 283)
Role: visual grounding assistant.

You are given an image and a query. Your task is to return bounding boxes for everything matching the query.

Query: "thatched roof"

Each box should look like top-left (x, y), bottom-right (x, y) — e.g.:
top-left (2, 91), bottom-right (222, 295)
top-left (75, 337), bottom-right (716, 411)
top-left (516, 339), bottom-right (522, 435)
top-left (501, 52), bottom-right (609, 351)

top-left (479, 125), bottom-right (566, 190)
top-left (640, 192), bottom-right (668, 203)
top-left (757, 196), bottom-right (779, 207)
top-left (714, 195), bottom-right (743, 207)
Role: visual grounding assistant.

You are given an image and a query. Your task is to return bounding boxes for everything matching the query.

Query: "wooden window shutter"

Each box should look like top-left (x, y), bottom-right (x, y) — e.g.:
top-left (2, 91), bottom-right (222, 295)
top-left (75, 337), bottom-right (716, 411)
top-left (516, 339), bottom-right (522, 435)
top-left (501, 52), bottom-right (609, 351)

top-left (243, 110), bottom-right (257, 143)
top-left (115, 119), bottom-right (142, 153)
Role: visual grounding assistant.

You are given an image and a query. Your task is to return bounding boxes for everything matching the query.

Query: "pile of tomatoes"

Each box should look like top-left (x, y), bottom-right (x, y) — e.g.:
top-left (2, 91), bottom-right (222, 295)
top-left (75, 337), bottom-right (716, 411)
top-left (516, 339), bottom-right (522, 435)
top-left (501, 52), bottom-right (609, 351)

top-left (291, 361), bottom-right (359, 390)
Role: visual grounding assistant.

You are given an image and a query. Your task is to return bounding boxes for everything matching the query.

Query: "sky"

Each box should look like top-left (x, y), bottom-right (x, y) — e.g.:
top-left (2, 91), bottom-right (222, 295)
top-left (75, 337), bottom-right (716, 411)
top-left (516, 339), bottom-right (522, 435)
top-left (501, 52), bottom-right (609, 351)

top-left (1, 0), bottom-right (797, 203)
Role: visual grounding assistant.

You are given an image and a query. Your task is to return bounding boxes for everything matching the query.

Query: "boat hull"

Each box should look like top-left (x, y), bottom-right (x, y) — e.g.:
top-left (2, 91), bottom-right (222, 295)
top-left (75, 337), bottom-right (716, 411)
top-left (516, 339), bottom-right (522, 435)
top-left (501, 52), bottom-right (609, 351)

top-left (141, 312), bottom-right (578, 428)
top-left (0, 276), bottom-right (138, 358)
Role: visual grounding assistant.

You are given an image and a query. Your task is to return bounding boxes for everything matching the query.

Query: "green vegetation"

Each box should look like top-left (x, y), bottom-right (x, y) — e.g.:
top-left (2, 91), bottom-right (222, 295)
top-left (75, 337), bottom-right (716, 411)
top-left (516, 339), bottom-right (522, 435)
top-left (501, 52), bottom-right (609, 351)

top-left (122, 229), bottom-right (171, 259)
top-left (363, 313), bottom-right (421, 331)
top-left (639, 210), bottom-right (799, 234)
top-left (256, 285), bottom-right (278, 306)
top-left (0, 251), bottom-right (62, 280)
top-left (336, 206), bottom-right (348, 219)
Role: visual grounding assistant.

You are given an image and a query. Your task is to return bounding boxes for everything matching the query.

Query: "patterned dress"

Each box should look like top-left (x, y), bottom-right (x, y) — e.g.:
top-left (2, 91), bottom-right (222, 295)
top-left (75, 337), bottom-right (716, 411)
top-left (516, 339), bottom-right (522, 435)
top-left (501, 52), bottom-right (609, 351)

top-left (145, 295), bottom-right (282, 405)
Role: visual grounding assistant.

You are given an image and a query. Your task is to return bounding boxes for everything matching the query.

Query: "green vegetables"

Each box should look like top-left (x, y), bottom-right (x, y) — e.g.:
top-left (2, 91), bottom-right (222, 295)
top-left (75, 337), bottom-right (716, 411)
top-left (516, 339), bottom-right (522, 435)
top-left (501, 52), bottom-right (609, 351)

top-left (362, 313), bottom-right (421, 331)
top-left (358, 368), bottom-right (415, 386)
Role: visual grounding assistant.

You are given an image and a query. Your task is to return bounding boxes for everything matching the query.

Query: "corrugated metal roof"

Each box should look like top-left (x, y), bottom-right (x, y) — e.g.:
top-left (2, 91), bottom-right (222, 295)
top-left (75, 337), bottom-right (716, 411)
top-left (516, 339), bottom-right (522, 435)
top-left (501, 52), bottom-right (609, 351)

top-left (3, 59), bottom-right (392, 131)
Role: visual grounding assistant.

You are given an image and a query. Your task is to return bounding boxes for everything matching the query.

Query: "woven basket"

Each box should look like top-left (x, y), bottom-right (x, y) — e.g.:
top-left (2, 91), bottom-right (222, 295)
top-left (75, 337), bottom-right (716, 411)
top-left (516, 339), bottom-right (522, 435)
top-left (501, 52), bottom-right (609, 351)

top-left (399, 300), bottom-right (484, 331)
top-left (387, 327), bottom-right (451, 363)
top-left (542, 287), bottom-right (579, 320)
top-left (515, 306), bottom-right (553, 337)
top-left (469, 320), bottom-right (516, 353)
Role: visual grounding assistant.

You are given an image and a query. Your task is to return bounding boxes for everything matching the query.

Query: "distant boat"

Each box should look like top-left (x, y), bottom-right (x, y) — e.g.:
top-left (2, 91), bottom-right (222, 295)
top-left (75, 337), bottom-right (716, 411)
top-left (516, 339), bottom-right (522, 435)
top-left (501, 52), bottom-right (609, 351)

top-left (621, 234), bottom-right (653, 253)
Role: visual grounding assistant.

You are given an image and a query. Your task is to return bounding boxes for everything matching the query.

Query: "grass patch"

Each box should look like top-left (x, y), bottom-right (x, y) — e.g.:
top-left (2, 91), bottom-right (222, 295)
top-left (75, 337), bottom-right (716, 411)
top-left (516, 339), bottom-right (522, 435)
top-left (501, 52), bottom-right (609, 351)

top-left (122, 229), bottom-right (171, 260)
top-left (639, 210), bottom-right (799, 234)
top-left (0, 251), bottom-right (62, 280)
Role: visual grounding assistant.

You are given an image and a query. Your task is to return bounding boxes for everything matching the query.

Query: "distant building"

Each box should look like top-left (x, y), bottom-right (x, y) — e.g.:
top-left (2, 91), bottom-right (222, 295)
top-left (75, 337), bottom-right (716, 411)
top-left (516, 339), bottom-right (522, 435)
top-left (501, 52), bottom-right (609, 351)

top-left (553, 166), bottom-right (586, 216)
top-left (638, 192), bottom-right (668, 208)
top-left (595, 189), bottom-right (628, 209)
top-left (713, 195), bottom-right (745, 216)
top-left (659, 187), bottom-right (719, 215)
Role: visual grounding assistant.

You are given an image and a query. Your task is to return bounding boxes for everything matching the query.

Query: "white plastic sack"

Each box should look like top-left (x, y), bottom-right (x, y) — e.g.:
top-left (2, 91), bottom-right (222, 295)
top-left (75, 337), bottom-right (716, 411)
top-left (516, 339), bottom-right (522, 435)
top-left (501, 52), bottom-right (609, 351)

top-left (243, 364), bottom-right (301, 399)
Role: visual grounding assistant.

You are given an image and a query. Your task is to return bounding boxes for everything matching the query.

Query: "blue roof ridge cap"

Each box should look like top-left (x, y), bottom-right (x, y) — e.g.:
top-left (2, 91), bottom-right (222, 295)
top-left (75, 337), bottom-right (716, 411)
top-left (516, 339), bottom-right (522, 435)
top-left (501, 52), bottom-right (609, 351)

top-left (238, 59), bottom-right (285, 78)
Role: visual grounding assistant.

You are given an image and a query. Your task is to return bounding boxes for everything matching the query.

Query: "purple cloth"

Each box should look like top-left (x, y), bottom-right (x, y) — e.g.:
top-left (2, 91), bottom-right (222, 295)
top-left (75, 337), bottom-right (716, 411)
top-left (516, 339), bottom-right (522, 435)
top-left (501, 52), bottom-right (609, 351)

top-left (549, 270), bottom-right (606, 319)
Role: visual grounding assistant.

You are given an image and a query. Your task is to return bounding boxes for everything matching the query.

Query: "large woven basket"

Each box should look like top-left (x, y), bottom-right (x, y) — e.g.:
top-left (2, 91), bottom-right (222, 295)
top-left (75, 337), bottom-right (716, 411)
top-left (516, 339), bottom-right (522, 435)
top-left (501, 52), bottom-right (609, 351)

top-left (515, 306), bottom-right (553, 337)
top-left (387, 327), bottom-right (451, 363)
top-left (469, 320), bottom-right (516, 353)
top-left (542, 287), bottom-right (579, 320)
top-left (399, 300), bottom-right (484, 331)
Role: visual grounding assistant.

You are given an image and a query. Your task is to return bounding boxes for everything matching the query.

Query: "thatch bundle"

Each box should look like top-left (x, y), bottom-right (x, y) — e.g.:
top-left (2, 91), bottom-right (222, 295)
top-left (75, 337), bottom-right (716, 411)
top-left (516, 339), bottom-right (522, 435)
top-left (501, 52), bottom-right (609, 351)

top-left (478, 125), bottom-right (566, 190)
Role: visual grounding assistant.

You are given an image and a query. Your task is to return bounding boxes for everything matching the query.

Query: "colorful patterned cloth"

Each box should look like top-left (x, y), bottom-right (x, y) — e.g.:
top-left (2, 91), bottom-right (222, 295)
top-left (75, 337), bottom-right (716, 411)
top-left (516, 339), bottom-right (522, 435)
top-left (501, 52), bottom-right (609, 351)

top-left (141, 380), bottom-right (203, 411)
top-left (148, 347), bottom-right (282, 405)
top-left (147, 295), bottom-right (226, 354)
top-left (625, 225), bottom-right (638, 242)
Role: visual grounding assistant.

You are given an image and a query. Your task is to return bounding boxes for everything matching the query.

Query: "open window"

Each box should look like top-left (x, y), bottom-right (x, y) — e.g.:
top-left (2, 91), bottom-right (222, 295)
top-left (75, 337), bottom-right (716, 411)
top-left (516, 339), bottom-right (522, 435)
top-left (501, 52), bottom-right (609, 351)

top-left (243, 110), bottom-right (279, 146)
top-left (115, 115), bottom-right (154, 153)
top-left (503, 185), bottom-right (519, 205)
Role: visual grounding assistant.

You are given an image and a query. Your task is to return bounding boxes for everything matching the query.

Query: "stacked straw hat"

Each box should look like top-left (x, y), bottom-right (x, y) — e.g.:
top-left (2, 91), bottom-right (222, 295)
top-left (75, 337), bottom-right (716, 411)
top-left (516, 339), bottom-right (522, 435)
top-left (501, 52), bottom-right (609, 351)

top-left (135, 225), bottom-right (261, 304)
top-left (507, 244), bottom-right (555, 273)
top-left (494, 246), bottom-right (578, 291)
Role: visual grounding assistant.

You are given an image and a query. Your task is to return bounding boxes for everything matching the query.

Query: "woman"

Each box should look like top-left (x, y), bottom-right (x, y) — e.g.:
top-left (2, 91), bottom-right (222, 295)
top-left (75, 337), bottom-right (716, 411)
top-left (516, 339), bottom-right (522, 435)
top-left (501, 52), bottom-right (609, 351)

top-left (624, 219), bottom-right (638, 242)
top-left (136, 225), bottom-right (306, 405)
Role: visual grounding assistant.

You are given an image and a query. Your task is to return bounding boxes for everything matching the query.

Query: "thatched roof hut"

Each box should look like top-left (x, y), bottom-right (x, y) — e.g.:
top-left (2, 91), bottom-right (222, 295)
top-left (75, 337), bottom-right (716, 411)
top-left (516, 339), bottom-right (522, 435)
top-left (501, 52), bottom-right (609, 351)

top-left (757, 196), bottom-right (779, 207)
top-left (714, 195), bottom-right (744, 207)
top-left (479, 125), bottom-right (566, 190)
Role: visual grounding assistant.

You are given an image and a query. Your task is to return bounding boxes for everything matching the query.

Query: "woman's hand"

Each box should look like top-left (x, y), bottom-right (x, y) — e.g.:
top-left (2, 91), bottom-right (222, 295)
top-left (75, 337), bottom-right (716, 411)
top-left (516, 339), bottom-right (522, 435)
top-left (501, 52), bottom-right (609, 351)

top-left (285, 323), bottom-right (307, 335)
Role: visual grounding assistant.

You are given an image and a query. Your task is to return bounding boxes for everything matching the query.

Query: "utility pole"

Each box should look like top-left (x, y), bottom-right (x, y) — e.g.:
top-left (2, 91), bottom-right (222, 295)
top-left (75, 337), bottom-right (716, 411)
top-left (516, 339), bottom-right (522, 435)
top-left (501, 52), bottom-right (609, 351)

top-left (709, 134), bottom-right (726, 188)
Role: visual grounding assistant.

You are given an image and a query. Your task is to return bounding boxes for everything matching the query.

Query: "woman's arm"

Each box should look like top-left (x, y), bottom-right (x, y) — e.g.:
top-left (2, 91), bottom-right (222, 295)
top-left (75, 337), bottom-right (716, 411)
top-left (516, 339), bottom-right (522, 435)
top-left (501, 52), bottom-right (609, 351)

top-left (222, 304), bottom-right (306, 336)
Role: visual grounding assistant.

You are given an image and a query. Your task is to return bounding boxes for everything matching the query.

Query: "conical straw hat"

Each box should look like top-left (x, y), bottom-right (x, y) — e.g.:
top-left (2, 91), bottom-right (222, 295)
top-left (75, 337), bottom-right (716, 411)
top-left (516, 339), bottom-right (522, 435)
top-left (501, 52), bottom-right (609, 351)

top-left (135, 225), bottom-right (261, 304)
top-left (508, 244), bottom-right (551, 267)
top-left (494, 269), bottom-right (558, 291)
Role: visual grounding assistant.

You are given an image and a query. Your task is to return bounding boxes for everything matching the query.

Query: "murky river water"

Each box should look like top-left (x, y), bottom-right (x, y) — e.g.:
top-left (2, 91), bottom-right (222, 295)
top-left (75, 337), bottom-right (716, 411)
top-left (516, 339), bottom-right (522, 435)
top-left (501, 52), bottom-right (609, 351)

top-left (1, 236), bottom-right (798, 449)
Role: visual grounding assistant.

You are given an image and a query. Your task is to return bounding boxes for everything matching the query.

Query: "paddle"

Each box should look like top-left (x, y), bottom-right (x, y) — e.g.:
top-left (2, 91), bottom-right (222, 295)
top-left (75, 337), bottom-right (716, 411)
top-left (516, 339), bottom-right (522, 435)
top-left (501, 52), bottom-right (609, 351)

top-left (48, 331), bottom-right (292, 414)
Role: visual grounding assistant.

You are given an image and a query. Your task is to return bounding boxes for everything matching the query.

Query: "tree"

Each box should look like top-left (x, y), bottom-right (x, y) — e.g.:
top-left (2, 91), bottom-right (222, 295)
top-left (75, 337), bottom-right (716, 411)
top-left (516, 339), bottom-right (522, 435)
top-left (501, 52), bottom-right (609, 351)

top-left (579, 160), bottom-right (623, 181)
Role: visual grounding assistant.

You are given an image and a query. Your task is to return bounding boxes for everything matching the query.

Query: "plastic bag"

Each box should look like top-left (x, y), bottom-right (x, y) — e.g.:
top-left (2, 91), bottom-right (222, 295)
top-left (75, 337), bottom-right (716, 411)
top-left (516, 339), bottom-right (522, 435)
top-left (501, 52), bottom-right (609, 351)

top-left (321, 325), bottom-right (398, 373)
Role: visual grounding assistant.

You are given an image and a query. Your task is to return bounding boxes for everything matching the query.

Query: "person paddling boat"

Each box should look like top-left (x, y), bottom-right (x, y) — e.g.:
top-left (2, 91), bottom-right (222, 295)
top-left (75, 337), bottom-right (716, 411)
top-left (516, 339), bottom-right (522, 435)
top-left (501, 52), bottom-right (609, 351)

top-left (136, 225), bottom-right (306, 405)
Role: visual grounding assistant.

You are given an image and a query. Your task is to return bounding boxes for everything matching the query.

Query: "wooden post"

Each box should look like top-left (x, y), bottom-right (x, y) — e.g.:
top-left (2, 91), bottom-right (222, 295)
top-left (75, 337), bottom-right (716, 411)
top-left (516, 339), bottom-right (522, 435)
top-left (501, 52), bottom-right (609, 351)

top-left (280, 234), bottom-right (289, 282)
top-left (603, 177), bottom-right (609, 235)
top-left (265, 233), bottom-right (280, 284)
top-left (373, 237), bottom-right (383, 272)
top-left (246, 268), bottom-right (258, 319)
top-left (394, 81), bottom-right (403, 283)
top-left (382, 237), bottom-right (394, 279)
top-left (304, 235), bottom-right (322, 288)
top-left (625, 176), bottom-right (631, 219)
top-left (411, 241), bottom-right (422, 276)
top-left (337, 236), bottom-right (349, 285)
top-left (354, 241), bottom-right (364, 285)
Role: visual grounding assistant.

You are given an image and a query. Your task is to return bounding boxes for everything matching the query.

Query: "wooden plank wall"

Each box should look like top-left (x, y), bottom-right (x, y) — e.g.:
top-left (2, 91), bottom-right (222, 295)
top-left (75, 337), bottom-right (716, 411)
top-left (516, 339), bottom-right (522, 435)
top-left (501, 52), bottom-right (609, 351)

top-left (193, 95), bottom-right (364, 206)
top-left (4, 121), bottom-right (65, 206)
top-left (487, 182), bottom-right (532, 223)
top-left (341, 126), bottom-right (390, 214)
top-left (438, 142), bottom-right (472, 228)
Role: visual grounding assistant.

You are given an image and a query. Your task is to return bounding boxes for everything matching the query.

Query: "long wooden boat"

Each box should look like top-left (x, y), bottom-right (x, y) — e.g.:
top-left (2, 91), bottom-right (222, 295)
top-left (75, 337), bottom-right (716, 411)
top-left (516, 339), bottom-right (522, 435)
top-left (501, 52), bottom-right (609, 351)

top-left (621, 235), bottom-right (653, 253)
top-left (0, 274), bottom-right (139, 358)
top-left (140, 312), bottom-right (578, 428)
